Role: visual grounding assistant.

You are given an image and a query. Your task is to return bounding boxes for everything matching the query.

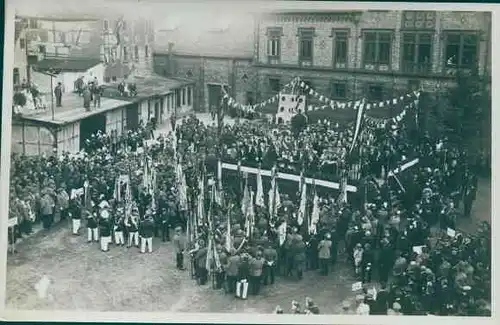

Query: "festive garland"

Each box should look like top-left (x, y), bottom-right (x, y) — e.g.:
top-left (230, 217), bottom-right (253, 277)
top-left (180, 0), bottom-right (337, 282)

top-left (222, 76), bottom-right (421, 119)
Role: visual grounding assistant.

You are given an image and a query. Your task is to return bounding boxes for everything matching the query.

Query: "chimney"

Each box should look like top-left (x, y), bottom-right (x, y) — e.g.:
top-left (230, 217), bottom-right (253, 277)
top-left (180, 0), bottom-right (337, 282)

top-left (166, 42), bottom-right (174, 77)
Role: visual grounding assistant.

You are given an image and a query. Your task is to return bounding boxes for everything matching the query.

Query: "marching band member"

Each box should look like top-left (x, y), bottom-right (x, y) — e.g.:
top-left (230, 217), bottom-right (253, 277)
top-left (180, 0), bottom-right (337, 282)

top-left (114, 208), bottom-right (126, 246)
top-left (86, 211), bottom-right (99, 243)
top-left (126, 212), bottom-right (140, 248)
top-left (99, 208), bottom-right (112, 252)
top-left (69, 196), bottom-right (82, 235)
top-left (139, 213), bottom-right (155, 253)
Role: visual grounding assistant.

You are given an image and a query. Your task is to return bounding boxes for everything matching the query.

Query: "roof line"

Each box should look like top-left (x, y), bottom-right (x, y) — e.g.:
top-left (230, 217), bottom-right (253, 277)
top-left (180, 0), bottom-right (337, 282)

top-left (153, 51), bottom-right (253, 61)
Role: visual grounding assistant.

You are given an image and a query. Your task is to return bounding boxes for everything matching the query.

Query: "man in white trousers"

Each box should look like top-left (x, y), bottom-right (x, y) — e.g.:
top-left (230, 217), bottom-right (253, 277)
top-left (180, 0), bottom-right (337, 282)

top-left (86, 211), bottom-right (99, 243)
top-left (69, 197), bottom-right (82, 235)
top-left (114, 213), bottom-right (125, 246)
top-left (126, 214), bottom-right (139, 248)
top-left (99, 209), bottom-right (112, 252)
top-left (139, 216), bottom-right (155, 253)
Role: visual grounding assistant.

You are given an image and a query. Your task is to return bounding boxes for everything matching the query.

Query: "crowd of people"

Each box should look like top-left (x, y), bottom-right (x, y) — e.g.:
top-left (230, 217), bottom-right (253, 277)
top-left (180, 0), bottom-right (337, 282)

top-left (7, 112), bottom-right (490, 316)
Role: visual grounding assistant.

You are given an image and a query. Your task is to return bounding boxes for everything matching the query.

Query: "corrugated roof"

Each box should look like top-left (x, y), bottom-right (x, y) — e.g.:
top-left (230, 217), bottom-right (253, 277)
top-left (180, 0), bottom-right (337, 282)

top-left (33, 58), bottom-right (102, 73)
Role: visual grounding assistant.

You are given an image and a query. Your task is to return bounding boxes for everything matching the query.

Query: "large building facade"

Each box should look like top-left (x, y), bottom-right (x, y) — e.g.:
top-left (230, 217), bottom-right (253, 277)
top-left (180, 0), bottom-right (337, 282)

top-left (153, 10), bottom-right (491, 114)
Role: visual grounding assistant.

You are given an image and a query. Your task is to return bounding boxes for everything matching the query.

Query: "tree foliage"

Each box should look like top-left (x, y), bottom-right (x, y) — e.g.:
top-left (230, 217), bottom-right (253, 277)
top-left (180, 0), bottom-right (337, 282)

top-left (434, 70), bottom-right (490, 154)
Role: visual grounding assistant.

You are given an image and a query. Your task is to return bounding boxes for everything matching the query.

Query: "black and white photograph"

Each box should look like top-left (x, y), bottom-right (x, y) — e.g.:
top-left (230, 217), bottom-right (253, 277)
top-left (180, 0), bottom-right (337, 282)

top-left (0, 0), bottom-right (494, 322)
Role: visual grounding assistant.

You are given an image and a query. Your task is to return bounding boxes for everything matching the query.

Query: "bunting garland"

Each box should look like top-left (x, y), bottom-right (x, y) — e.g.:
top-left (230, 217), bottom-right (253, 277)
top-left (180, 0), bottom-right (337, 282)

top-left (222, 75), bottom-right (421, 118)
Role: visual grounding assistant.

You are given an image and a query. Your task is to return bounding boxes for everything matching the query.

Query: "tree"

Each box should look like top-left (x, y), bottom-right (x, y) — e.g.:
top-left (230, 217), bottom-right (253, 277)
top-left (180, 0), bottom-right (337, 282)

top-left (440, 69), bottom-right (490, 155)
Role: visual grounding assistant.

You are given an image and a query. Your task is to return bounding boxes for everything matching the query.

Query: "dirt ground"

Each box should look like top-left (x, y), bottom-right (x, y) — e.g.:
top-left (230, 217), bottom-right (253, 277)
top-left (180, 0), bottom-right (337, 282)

top-left (5, 178), bottom-right (490, 313)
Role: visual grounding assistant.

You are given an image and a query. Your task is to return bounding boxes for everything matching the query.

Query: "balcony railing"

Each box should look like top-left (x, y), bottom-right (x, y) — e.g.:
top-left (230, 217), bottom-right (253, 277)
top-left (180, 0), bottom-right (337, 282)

top-left (401, 61), bottom-right (432, 74)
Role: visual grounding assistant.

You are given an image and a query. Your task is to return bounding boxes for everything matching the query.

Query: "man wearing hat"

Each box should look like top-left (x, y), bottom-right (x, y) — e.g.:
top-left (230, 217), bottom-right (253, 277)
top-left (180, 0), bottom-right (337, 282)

top-left (262, 242), bottom-right (277, 285)
top-left (69, 196), bottom-right (82, 235)
top-left (86, 210), bottom-right (99, 243)
top-left (99, 208), bottom-right (112, 252)
top-left (318, 233), bottom-right (332, 276)
top-left (173, 226), bottom-right (186, 270)
top-left (40, 189), bottom-right (55, 230)
top-left (249, 250), bottom-right (264, 295)
top-left (56, 186), bottom-right (69, 222)
top-left (225, 248), bottom-right (240, 294)
top-left (139, 215), bottom-right (155, 253)
top-left (113, 210), bottom-right (126, 246)
top-left (126, 208), bottom-right (140, 248)
top-left (194, 239), bottom-right (208, 285)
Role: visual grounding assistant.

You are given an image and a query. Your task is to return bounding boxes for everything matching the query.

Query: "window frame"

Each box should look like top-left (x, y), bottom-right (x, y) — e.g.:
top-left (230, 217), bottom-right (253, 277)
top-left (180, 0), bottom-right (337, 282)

top-left (187, 87), bottom-right (192, 106)
top-left (332, 29), bottom-right (349, 68)
top-left (267, 27), bottom-right (282, 64)
top-left (367, 84), bottom-right (384, 102)
top-left (298, 28), bottom-right (315, 67)
top-left (362, 30), bottom-right (393, 70)
top-left (269, 78), bottom-right (281, 93)
top-left (182, 88), bottom-right (186, 105)
top-left (443, 31), bottom-right (480, 70)
top-left (401, 31), bottom-right (433, 74)
top-left (331, 81), bottom-right (348, 99)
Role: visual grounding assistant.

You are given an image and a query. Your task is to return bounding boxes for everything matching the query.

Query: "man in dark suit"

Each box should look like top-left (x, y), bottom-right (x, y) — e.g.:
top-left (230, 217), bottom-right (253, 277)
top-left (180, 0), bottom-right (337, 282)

top-left (172, 226), bottom-right (186, 270)
top-left (139, 216), bottom-right (155, 253)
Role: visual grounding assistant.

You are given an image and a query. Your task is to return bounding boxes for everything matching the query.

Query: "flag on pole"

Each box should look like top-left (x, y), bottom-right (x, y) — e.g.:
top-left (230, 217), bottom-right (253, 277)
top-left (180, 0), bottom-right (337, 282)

top-left (278, 220), bottom-right (287, 246)
top-left (225, 207), bottom-right (232, 251)
top-left (197, 177), bottom-right (205, 226)
top-left (245, 191), bottom-right (255, 238)
top-left (256, 166), bottom-right (265, 207)
top-left (309, 194), bottom-right (320, 234)
top-left (177, 162), bottom-right (188, 211)
top-left (217, 160), bottom-right (223, 204)
top-left (350, 100), bottom-right (366, 154)
top-left (241, 176), bottom-right (250, 216)
top-left (298, 181), bottom-right (307, 226)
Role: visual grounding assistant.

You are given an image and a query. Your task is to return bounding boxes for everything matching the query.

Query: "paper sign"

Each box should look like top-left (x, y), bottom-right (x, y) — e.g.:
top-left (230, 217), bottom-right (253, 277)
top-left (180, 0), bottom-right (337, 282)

top-left (447, 228), bottom-right (456, 237)
top-left (8, 217), bottom-right (18, 227)
top-left (412, 245), bottom-right (426, 255)
top-left (352, 281), bottom-right (363, 292)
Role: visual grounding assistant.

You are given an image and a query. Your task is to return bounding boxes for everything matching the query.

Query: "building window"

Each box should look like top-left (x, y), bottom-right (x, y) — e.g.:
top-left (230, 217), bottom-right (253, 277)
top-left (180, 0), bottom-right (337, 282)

top-left (267, 27), bottom-right (282, 64)
top-left (123, 47), bottom-right (128, 61)
top-left (29, 19), bottom-right (37, 29)
top-left (134, 45), bottom-right (139, 60)
top-left (187, 87), bottom-right (192, 105)
top-left (298, 28), bottom-right (314, 66)
top-left (331, 82), bottom-right (347, 99)
top-left (408, 79), bottom-right (420, 91)
top-left (367, 84), bottom-right (384, 101)
top-left (19, 38), bottom-right (25, 49)
top-left (103, 20), bottom-right (109, 30)
top-left (145, 45), bottom-right (149, 58)
top-left (444, 32), bottom-right (479, 69)
top-left (269, 78), bottom-right (281, 93)
top-left (182, 88), bottom-right (186, 105)
top-left (333, 30), bottom-right (349, 69)
top-left (104, 76), bottom-right (111, 83)
top-left (401, 32), bottom-right (432, 74)
top-left (112, 76), bottom-right (117, 82)
top-left (13, 68), bottom-right (20, 86)
top-left (363, 31), bottom-right (392, 70)
top-left (246, 92), bottom-right (255, 105)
